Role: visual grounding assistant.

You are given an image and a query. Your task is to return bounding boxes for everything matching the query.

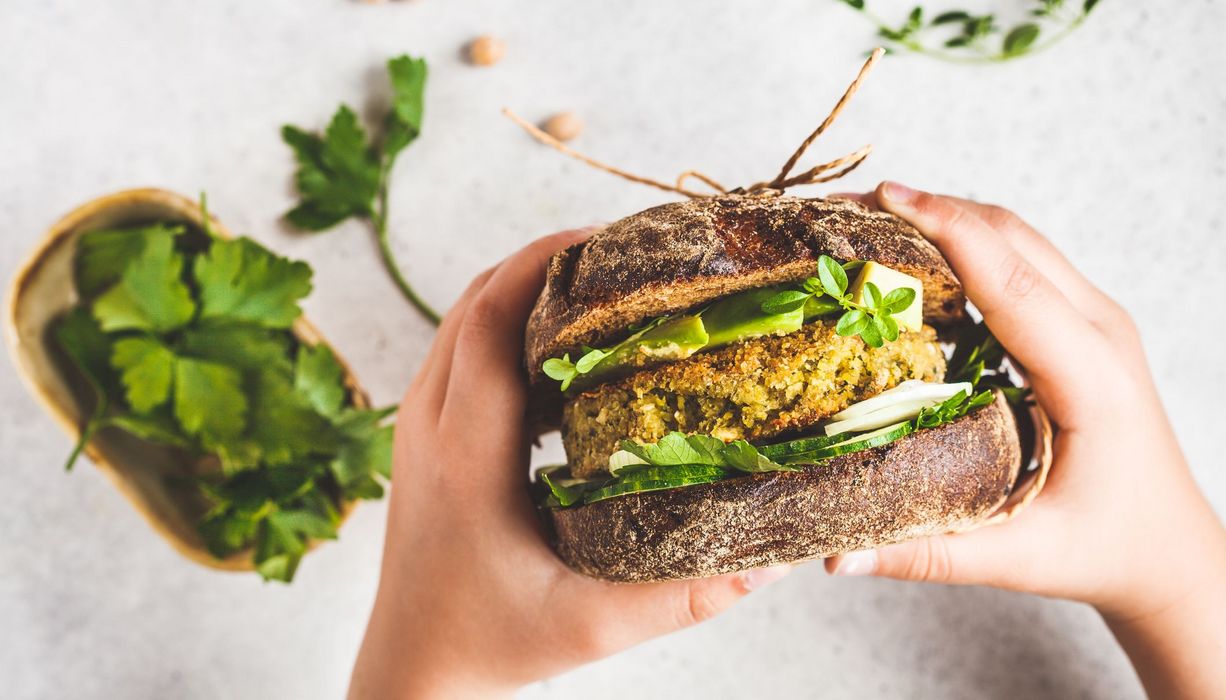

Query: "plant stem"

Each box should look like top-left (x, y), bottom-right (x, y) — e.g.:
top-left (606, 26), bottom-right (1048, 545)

top-left (372, 182), bottom-right (441, 326)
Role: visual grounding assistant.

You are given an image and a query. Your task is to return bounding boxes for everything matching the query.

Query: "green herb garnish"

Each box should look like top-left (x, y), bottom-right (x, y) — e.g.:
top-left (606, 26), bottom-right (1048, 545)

top-left (914, 388), bottom-right (995, 428)
top-left (56, 203), bottom-right (393, 583)
top-left (948, 321), bottom-right (1033, 405)
top-left (536, 432), bottom-right (798, 508)
top-left (837, 0), bottom-right (1101, 64)
top-left (760, 255), bottom-right (915, 348)
top-left (618, 432), bottom-right (799, 474)
top-left (282, 54), bottom-right (439, 326)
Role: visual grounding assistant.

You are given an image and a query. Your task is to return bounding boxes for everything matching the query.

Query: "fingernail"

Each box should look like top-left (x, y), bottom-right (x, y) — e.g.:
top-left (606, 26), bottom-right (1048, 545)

top-left (740, 565), bottom-right (791, 592)
top-left (880, 181), bottom-right (919, 205)
top-left (831, 550), bottom-right (877, 577)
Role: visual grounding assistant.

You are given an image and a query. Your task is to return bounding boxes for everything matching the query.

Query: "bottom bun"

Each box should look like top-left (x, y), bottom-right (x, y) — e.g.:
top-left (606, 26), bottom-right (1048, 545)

top-left (546, 392), bottom-right (1021, 582)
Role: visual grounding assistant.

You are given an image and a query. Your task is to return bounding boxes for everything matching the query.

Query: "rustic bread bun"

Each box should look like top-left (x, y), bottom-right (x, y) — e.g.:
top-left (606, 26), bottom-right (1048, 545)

top-left (525, 195), bottom-right (967, 386)
top-left (545, 391), bottom-right (1020, 583)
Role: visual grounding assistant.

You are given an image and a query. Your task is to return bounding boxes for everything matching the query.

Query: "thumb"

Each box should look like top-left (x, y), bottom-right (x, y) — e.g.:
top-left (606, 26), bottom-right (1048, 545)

top-left (824, 527), bottom-right (1040, 589)
top-left (667, 565), bottom-right (794, 629)
top-left (826, 537), bottom-right (961, 584)
top-left (595, 564), bottom-right (793, 647)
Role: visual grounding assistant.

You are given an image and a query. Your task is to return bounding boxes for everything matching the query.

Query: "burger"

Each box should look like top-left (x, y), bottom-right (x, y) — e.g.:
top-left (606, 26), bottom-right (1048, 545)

top-left (526, 195), bottom-right (1035, 583)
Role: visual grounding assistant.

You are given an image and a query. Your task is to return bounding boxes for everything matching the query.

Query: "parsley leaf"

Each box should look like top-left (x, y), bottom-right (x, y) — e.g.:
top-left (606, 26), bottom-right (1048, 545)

top-left (92, 233), bottom-right (195, 333)
top-left (111, 336), bottom-right (176, 414)
top-left (178, 323), bottom-right (293, 372)
top-left (173, 358), bottom-right (247, 444)
top-left (283, 106), bottom-right (381, 230)
top-left (294, 343), bottom-right (346, 419)
top-left (245, 369), bottom-right (337, 466)
top-left (194, 238), bottom-right (312, 328)
top-left (383, 55), bottom-right (427, 162)
top-left (75, 224), bottom-right (182, 297)
top-left (255, 499), bottom-right (339, 583)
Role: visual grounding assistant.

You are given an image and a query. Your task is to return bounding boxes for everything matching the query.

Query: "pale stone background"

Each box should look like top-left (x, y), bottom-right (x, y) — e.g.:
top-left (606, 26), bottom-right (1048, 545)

top-left (2, 1), bottom-right (1222, 698)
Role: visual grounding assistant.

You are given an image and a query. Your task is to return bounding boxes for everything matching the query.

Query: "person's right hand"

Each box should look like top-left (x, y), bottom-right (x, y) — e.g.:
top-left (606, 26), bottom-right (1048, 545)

top-left (826, 182), bottom-right (1226, 699)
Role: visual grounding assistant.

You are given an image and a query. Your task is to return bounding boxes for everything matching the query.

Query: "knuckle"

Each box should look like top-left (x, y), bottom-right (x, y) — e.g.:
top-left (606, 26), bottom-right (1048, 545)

top-left (675, 583), bottom-right (723, 628)
top-left (902, 538), bottom-right (955, 583)
top-left (459, 294), bottom-right (503, 339)
top-left (982, 203), bottom-right (1025, 232)
top-left (999, 254), bottom-right (1041, 300)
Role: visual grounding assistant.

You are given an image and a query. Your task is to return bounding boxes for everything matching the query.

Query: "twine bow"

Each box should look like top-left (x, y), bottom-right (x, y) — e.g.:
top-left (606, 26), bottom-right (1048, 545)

top-left (503, 48), bottom-right (885, 199)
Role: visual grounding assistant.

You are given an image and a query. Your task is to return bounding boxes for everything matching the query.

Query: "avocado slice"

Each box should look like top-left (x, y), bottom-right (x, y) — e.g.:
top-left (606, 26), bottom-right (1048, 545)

top-left (702, 287), bottom-right (805, 347)
top-left (848, 262), bottom-right (924, 331)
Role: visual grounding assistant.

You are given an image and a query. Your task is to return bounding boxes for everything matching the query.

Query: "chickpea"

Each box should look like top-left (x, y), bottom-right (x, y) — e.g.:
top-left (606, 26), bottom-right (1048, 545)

top-left (466, 35), bottom-right (506, 67)
top-left (542, 111), bottom-right (583, 142)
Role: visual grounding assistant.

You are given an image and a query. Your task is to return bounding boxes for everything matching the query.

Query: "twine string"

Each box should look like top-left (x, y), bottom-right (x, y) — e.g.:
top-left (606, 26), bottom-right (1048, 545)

top-left (503, 47), bottom-right (885, 199)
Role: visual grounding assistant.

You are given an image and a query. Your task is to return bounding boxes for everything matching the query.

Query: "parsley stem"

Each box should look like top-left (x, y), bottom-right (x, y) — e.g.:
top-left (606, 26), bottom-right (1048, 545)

top-left (372, 182), bottom-right (441, 326)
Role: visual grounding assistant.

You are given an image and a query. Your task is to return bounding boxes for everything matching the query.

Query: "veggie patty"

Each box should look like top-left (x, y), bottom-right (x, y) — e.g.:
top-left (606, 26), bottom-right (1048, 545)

top-left (562, 320), bottom-right (947, 477)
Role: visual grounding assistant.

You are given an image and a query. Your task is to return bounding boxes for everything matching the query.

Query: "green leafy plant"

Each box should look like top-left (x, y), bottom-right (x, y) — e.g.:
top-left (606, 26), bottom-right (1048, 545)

top-left (836, 0), bottom-right (1102, 63)
top-left (282, 54), bottom-right (440, 326)
top-left (760, 255), bottom-right (915, 348)
top-left (56, 202), bottom-right (394, 582)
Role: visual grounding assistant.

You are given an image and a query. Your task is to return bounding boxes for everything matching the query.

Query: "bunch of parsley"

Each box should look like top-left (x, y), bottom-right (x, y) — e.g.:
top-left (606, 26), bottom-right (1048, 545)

top-left (282, 54), bottom-right (440, 326)
top-left (55, 206), bottom-right (394, 582)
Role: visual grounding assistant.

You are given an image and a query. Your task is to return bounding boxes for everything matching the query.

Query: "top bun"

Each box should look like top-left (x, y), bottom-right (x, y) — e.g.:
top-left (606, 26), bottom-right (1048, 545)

top-left (525, 195), bottom-right (966, 385)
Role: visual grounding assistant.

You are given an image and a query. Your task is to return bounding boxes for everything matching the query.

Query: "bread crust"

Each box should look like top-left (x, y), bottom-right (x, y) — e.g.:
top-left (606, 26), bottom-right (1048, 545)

top-left (525, 195), bottom-right (966, 385)
top-left (544, 392), bottom-right (1020, 582)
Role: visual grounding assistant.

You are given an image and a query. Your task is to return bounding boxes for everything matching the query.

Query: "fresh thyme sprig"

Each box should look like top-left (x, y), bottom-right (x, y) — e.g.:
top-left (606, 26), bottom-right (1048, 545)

top-left (837, 0), bottom-right (1102, 64)
top-left (760, 255), bottom-right (915, 348)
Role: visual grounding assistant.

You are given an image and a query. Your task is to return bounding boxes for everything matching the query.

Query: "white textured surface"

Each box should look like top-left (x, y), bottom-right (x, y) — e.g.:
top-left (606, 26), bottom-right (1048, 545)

top-left (2, 1), bottom-right (1223, 698)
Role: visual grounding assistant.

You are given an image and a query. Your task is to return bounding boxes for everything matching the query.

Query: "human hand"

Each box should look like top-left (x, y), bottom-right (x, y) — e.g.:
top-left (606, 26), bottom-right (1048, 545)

top-left (348, 230), bottom-right (790, 699)
top-left (826, 182), bottom-right (1226, 698)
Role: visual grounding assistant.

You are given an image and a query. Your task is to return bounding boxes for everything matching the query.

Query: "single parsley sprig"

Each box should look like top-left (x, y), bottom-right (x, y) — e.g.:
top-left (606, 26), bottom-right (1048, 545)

top-left (760, 255), bottom-right (915, 348)
top-left (837, 0), bottom-right (1101, 64)
top-left (282, 55), bottom-right (440, 326)
top-left (541, 348), bottom-right (607, 391)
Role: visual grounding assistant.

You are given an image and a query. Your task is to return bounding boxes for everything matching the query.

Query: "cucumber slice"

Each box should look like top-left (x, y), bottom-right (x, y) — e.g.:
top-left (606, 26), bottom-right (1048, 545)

top-left (783, 421), bottom-right (913, 463)
top-left (612, 464), bottom-right (728, 484)
top-left (538, 467), bottom-right (609, 507)
top-left (584, 474), bottom-right (726, 504)
top-left (758, 433), bottom-right (845, 460)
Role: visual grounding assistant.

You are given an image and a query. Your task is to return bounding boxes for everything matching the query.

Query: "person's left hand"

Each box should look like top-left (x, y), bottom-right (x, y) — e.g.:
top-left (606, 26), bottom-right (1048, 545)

top-left (348, 230), bottom-right (791, 699)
